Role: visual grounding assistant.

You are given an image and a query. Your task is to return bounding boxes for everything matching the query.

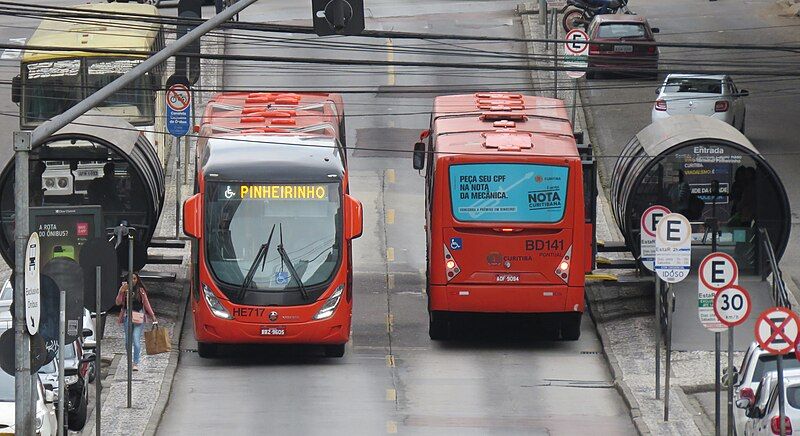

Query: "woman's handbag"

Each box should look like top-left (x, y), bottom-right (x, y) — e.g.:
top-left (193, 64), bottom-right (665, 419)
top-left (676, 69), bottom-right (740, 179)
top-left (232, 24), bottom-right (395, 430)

top-left (131, 311), bottom-right (145, 325)
top-left (145, 323), bottom-right (171, 355)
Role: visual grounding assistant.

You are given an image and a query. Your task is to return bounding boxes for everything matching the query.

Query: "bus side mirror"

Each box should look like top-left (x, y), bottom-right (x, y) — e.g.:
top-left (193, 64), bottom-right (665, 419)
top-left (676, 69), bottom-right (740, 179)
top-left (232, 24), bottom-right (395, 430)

top-left (183, 194), bottom-right (202, 239)
top-left (344, 194), bottom-right (363, 240)
top-left (413, 142), bottom-right (425, 170)
top-left (11, 75), bottom-right (20, 104)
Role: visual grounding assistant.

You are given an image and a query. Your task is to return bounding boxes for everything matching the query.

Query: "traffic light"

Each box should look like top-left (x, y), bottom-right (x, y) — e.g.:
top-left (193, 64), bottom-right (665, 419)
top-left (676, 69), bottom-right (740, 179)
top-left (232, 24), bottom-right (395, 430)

top-left (312, 0), bottom-right (365, 36)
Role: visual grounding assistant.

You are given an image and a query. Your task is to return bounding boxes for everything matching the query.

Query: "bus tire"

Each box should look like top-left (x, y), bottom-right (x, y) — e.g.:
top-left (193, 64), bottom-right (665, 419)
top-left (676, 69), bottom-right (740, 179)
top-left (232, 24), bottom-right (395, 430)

top-left (560, 314), bottom-right (582, 341)
top-left (428, 311), bottom-right (450, 340)
top-left (197, 342), bottom-right (217, 358)
top-left (324, 344), bottom-right (346, 358)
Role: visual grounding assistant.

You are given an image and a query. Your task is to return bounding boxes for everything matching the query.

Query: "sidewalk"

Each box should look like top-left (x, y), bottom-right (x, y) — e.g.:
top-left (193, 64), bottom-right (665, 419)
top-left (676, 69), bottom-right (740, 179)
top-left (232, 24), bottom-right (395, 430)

top-left (516, 4), bottom-right (779, 434)
top-left (77, 28), bottom-right (226, 436)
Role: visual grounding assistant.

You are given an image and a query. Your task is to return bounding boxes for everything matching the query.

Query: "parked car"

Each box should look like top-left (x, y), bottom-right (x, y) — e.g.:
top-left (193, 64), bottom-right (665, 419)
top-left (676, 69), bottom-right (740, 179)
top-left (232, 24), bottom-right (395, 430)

top-left (738, 371), bottom-right (800, 435)
top-left (38, 340), bottom-right (94, 431)
top-left (652, 74), bottom-right (748, 132)
top-left (0, 369), bottom-right (57, 436)
top-left (586, 15), bottom-right (659, 79)
top-left (730, 342), bottom-right (800, 435)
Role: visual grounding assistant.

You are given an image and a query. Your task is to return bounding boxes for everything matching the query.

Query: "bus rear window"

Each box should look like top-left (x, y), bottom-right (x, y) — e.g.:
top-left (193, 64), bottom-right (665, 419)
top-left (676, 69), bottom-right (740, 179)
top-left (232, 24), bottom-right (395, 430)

top-left (449, 163), bottom-right (569, 223)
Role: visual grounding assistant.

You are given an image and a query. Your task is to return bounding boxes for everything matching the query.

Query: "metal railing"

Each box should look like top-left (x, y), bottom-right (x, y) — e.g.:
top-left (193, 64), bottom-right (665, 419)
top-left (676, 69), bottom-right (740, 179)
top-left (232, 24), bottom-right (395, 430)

top-left (758, 227), bottom-right (792, 309)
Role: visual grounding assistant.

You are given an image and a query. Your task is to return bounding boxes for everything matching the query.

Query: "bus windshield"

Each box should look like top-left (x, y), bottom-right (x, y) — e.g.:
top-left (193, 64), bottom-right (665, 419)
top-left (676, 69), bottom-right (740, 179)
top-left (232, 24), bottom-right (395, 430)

top-left (449, 163), bottom-right (569, 223)
top-left (22, 57), bottom-right (154, 127)
top-left (205, 182), bottom-right (342, 292)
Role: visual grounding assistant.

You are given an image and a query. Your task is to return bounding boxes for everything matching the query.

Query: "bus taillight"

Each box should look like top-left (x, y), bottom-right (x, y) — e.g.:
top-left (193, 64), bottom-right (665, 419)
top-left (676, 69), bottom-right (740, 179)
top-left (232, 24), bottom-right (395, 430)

top-left (443, 245), bottom-right (461, 281)
top-left (555, 246), bottom-right (573, 284)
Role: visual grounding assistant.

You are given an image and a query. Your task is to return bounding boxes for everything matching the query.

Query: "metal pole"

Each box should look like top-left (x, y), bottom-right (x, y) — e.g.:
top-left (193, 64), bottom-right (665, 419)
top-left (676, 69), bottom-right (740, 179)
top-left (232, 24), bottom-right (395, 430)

top-left (778, 354), bottom-right (786, 436)
top-left (57, 290), bottom-right (65, 436)
top-left (570, 83), bottom-right (578, 127)
top-left (539, 0), bottom-right (546, 25)
top-left (95, 266), bottom-right (102, 436)
top-left (175, 136), bottom-right (181, 238)
top-left (715, 332), bottom-right (721, 435)
top-left (553, 9), bottom-right (559, 100)
top-left (655, 276), bottom-right (661, 399)
top-left (30, 0), bottom-right (258, 148)
top-left (126, 233), bottom-right (134, 408)
top-left (664, 285), bottom-right (673, 421)
top-left (727, 326), bottom-right (734, 436)
top-left (12, 131), bottom-right (32, 435)
top-left (187, 91), bottom-right (195, 185)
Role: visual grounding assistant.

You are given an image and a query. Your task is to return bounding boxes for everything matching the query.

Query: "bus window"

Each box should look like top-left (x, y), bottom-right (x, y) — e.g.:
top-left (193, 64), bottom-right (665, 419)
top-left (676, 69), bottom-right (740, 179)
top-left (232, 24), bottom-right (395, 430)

top-left (23, 60), bottom-right (81, 124)
top-left (87, 58), bottom-right (154, 125)
top-left (449, 163), bottom-right (569, 223)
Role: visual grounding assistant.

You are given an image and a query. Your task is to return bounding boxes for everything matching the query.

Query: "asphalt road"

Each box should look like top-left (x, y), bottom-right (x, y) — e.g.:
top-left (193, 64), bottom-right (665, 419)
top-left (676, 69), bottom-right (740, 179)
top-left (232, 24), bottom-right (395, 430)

top-left (157, 1), bottom-right (635, 435)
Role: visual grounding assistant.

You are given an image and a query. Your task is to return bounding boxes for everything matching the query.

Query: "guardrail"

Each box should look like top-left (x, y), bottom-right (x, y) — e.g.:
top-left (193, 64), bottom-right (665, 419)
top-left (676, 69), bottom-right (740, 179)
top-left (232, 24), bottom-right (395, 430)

top-left (758, 227), bottom-right (792, 309)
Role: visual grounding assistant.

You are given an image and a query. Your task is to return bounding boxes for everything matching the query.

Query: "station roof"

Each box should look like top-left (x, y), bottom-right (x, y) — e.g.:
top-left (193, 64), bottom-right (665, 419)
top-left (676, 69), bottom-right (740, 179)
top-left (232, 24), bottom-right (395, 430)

top-left (432, 93), bottom-right (578, 159)
top-left (23, 3), bottom-right (160, 63)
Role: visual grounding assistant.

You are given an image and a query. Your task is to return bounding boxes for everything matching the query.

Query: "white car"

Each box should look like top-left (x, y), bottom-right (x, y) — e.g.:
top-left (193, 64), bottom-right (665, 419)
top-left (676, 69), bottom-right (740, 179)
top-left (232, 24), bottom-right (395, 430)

top-left (0, 279), bottom-right (11, 331)
top-left (731, 342), bottom-right (800, 434)
top-left (0, 370), bottom-right (57, 436)
top-left (652, 74), bottom-right (748, 132)
top-left (739, 371), bottom-right (800, 435)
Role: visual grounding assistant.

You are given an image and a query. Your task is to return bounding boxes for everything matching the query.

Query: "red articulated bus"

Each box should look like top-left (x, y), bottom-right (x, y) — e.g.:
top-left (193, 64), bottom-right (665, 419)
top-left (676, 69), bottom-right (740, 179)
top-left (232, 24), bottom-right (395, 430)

top-left (182, 92), bottom-right (363, 358)
top-left (412, 93), bottom-right (595, 340)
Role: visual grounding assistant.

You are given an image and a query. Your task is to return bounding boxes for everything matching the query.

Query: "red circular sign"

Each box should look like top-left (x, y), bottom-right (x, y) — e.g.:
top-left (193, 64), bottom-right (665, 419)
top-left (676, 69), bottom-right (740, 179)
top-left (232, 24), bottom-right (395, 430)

top-left (640, 205), bottom-right (671, 237)
top-left (166, 84), bottom-right (191, 111)
top-left (699, 252), bottom-right (738, 291)
top-left (713, 285), bottom-right (751, 327)
top-left (755, 307), bottom-right (800, 355)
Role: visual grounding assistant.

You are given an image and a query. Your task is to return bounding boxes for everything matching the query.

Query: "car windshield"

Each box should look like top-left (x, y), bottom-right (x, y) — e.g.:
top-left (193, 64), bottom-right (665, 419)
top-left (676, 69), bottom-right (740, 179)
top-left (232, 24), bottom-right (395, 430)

top-left (205, 182), bottom-right (342, 291)
top-left (0, 280), bottom-right (10, 301)
top-left (665, 78), bottom-right (722, 94)
top-left (597, 23), bottom-right (647, 39)
top-left (754, 355), bottom-right (800, 382)
top-left (0, 370), bottom-right (13, 402)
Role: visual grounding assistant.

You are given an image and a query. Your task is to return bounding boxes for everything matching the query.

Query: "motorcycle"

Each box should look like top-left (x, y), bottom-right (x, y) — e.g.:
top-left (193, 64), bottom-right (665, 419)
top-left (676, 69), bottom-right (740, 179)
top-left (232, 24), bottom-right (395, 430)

top-left (561, 0), bottom-right (633, 32)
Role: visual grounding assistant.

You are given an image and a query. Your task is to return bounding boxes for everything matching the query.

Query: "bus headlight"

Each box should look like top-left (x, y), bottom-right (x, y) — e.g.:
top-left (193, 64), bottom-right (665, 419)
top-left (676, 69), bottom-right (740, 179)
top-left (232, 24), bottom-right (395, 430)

top-left (202, 284), bottom-right (233, 320)
top-left (313, 284), bottom-right (345, 320)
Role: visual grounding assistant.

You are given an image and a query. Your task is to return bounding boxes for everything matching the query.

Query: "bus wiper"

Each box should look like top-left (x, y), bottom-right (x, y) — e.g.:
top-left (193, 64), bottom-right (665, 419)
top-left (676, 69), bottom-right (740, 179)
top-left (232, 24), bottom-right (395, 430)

top-left (276, 223), bottom-right (310, 301)
top-left (237, 224), bottom-right (276, 302)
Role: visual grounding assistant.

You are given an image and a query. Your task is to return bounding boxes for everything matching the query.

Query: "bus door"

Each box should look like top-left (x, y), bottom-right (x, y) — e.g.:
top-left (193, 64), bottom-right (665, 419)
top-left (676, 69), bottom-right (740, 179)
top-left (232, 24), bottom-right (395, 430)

top-left (442, 159), bottom-right (578, 300)
top-left (579, 142), bottom-right (597, 272)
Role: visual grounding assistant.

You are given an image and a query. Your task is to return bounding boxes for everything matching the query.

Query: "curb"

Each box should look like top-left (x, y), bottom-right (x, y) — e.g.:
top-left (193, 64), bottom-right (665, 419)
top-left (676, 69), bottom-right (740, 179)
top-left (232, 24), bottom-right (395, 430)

top-left (677, 385), bottom-right (715, 436)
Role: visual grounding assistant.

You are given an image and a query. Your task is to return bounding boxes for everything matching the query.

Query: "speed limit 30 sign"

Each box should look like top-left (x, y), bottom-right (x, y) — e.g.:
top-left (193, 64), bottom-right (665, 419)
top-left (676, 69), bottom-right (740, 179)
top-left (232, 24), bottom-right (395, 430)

top-left (713, 285), bottom-right (751, 327)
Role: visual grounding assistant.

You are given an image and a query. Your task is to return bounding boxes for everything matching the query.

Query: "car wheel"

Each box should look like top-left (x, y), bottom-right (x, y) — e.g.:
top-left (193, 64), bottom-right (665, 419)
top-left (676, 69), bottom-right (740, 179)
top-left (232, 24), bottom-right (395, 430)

top-left (560, 314), bottom-right (581, 341)
top-left (87, 362), bottom-right (96, 384)
top-left (562, 9), bottom-right (585, 33)
top-left (67, 393), bottom-right (88, 431)
top-left (323, 344), bottom-right (346, 358)
top-left (428, 311), bottom-right (450, 340)
top-left (197, 342), bottom-right (217, 358)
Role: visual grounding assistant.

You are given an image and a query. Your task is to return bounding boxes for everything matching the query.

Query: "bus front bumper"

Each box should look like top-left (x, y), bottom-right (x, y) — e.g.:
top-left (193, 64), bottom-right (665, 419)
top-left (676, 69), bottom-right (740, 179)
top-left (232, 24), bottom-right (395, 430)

top-left (428, 284), bottom-right (585, 314)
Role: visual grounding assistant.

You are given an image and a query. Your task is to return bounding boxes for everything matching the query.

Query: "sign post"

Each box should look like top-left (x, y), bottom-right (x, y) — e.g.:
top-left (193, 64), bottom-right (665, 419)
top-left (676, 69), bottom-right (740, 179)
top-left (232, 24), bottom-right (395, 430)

top-left (166, 82), bottom-right (192, 238)
top-left (641, 205), bottom-right (669, 399)
top-left (755, 307), bottom-right (800, 436)
top-left (715, 283), bottom-right (750, 436)
top-left (563, 28), bottom-right (588, 126)
top-left (24, 233), bottom-right (40, 335)
top-left (655, 213), bottom-right (691, 421)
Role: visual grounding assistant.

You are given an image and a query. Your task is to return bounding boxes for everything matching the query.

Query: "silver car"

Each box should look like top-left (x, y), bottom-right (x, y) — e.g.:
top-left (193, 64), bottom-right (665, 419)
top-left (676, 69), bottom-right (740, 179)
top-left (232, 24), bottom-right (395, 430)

top-left (739, 372), bottom-right (800, 435)
top-left (652, 74), bottom-right (748, 132)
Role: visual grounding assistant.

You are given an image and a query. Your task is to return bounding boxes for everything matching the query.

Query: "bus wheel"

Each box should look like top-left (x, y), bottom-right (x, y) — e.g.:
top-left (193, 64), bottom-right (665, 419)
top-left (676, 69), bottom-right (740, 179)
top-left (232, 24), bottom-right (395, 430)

top-left (324, 344), bottom-right (346, 358)
top-left (560, 314), bottom-right (582, 341)
top-left (197, 342), bottom-right (217, 358)
top-left (428, 311), bottom-right (450, 340)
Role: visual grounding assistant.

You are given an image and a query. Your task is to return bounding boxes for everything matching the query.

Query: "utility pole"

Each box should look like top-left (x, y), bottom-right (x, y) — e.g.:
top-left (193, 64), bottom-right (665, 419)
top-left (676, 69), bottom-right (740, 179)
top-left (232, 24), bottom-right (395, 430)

top-left (14, 1), bottom-right (256, 431)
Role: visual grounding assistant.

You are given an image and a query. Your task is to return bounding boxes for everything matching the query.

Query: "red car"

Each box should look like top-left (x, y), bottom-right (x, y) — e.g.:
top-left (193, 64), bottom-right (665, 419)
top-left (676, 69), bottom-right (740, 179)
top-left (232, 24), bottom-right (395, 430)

top-left (587, 15), bottom-right (660, 79)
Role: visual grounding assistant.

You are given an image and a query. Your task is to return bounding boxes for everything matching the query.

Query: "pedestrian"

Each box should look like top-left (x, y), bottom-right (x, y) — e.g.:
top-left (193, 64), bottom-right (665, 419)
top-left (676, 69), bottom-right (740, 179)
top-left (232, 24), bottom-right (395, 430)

top-left (668, 169), bottom-right (691, 216)
top-left (115, 273), bottom-right (157, 371)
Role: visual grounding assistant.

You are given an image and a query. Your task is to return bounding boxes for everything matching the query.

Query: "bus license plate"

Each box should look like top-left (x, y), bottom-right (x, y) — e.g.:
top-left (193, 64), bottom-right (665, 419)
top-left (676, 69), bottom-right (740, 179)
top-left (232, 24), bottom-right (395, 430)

top-left (614, 45), bottom-right (633, 53)
top-left (260, 326), bottom-right (285, 336)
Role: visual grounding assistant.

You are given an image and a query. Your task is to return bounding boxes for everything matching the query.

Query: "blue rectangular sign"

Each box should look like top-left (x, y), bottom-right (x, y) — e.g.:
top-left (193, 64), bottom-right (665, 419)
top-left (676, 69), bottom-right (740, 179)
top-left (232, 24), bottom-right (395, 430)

top-left (167, 105), bottom-right (190, 137)
top-left (449, 163), bottom-right (569, 223)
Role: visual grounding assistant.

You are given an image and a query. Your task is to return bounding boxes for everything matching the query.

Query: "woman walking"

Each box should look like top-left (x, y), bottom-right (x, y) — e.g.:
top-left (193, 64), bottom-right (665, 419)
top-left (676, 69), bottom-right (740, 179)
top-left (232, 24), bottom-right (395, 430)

top-left (115, 273), bottom-right (157, 371)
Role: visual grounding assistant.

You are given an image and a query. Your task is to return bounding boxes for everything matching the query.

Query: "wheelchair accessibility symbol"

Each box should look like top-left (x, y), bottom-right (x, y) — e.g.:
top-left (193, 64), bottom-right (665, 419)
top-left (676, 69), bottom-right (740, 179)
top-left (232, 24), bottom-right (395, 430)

top-left (450, 237), bottom-right (462, 251)
top-left (224, 185), bottom-right (235, 199)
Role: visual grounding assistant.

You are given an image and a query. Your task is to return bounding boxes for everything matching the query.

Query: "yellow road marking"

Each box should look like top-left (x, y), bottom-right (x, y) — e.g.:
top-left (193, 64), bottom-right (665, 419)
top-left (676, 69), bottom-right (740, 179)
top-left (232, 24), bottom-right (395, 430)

top-left (386, 168), bottom-right (396, 184)
top-left (388, 273), bottom-right (395, 290)
top-left (387, 421), bottom-right (398, 434)
top-left (387, 247), bottom-right (395, 262)
top-left (386, 208), bottom-right (395, 225)
top-left (386, 388), bottom-right (397, 401)
top-left (386, 39), bottom-right (395, 86)
top-left (386, 354), bottom-right (395, 367)
top-left (386, 314), bottom-right (394, 333)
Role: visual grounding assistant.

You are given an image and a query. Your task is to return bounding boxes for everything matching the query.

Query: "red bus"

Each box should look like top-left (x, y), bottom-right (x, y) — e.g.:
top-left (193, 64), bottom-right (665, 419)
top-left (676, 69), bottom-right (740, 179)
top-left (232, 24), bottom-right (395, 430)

top-left (412, 93), bottom-right (595, 340)
top-left (182, 92), bottom-right (363, 357)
